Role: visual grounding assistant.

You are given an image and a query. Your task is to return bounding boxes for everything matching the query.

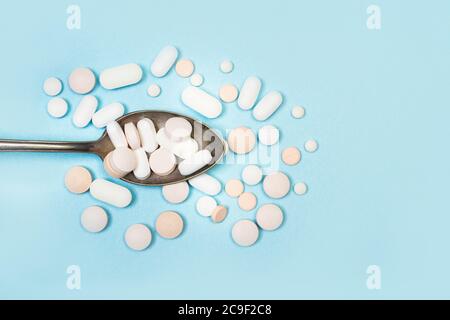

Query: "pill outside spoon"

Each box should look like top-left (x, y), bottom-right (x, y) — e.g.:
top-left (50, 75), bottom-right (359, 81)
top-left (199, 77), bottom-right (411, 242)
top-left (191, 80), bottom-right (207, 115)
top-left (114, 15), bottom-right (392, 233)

top-left (0, 110), bottom-right (226, 186)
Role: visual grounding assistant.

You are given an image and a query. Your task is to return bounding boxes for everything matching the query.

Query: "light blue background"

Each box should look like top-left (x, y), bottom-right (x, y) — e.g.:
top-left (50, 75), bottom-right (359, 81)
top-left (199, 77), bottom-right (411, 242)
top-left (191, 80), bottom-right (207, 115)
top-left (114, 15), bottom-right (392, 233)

top-left (0, 0), bottom-right (449, 299)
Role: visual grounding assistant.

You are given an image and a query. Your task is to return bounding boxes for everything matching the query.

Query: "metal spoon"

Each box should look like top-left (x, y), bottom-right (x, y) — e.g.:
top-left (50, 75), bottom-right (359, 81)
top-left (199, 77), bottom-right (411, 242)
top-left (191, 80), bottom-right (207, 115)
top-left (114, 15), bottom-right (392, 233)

top-left (0, 110), bottom-right (226, 186)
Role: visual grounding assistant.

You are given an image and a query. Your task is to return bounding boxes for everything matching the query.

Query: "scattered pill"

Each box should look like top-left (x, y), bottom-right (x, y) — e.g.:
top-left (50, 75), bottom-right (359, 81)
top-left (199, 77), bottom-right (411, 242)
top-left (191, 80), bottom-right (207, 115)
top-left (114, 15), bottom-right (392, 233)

top-left (124, 122), bottom-right (141, 150)
top-left (65, 166), bottom-right (92, 194)
top-left (188, 173), bottom-right (222, 196)
top-left (137, 118), bottom-right (158, 153)
top-left (263, 172), bottom-right (291, 199)
top-left (125, 224), bottom-right (152, 251)
top-left (227, 127), bottom-right (256, 154)
top-left (175, 59), bottom-right (195, 78)
top-left (220, 60), bottom-right (234, 73)
top-left (92, 102), bottom-right (125, 128)
top-left (43, 77), bottom-right (63, 96)
top-left (291, 105), bottom-right (305, 119)
top-left (282, 147), bottom-right (301, 166)
top-left (68, 67), bottom-right (96, 94)
top-left (196, 196), bottom-right (217, 217)
top-left (72, 95), bottom-right (98, 128)
top-left (305, 139), bottom-right (318, 153)
top-left (238, 76), bottom-right (261, 110)
top-left (219, 84), bottom-right (239, 103)
top-left (149, 148), bottom-right (176, 176)
top-left (294, 182), bottom-right (308, 195)
top-left (258, 125), bottom-right (280, 146)
top-left (211, 205), bottom-right (228, 223)
top-left (165, 117), bottom-right (192, 142)
top-left (103, 152), bottom-right (124, 179)
top-left (225, 179), bottom-right (244, 198)
top-left (110, 147), bottom-right (137, 176)
top-left (232, 220), bottom-right (259, 247)
top-left (178, 149), bottom-right (212, 176)
top-left (238, 192), bottom-right (257, 211)
top-left (171, 137), bottom-right (199, 160)
top-left (133, 148), bottom-right (151, 180)
top-left (100, 63), bottom-right (143, 90)
top-left (162, 182), bottom-right (190, 204)
top-left (81, 206), bottom-right (108, 233)
top-left (90, 179), bottom-right (132, 208)
top-left (47, 97), bottom-right (68, 118)
top-left (107, 121), bottom-right (128, 149)
top-left (151, 45), bottom-right (178, 78)
top-left (256, 204), bottom-right (283, 231)
top-left (181, 86), bottom-right (223, 119)
top-left (253, 91), bottom-right (283, 121)
top-left (242, 165), bottom-right (263, 186)
top-left (147, 84), bottom-right (161, 97)
top-left (190, 73), bottom-right (203, 87)
top-left (156, 211), bottom-right (184, 239)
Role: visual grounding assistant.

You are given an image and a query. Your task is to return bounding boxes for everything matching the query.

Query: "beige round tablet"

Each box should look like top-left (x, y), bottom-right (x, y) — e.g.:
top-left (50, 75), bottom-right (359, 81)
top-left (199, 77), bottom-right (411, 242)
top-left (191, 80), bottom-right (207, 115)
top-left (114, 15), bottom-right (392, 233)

top-left (263, 172), bottom-right (291, 199)
top-left (162, 182), bottom-right (190, 204)
top-left (294, 182), bottom-right (308, 195)
top-left (68, 67), bottom-right (96, 94)
top-left (225, 179), bottom-right (244, 198)
top-left (219, 84), bottom-right (239, 103)
top-left (211, 206), bottom-right (228, 223)
top-left (256, 204), bottom-right (284, 231)
top-left (305, 139), bottom-right (319, 153)
top-left (110, 147), bottom-right (137, 173)
top-left (165, 117), bottom-right (192, 142)
top-left (81, 206), bottom-right (108, 233)
top-left (65, 166), bottom-right (92, 194)
top-left (175, 59), bottom-right (195, 78)
top-left (125, 224), bottom-right (152, 251)
top-left (149, 148), bottom-right (176, 176)
top-left (104, 152), bottom-right (125, 178)
top-left (227, 127), bottom-right (256, 154)
top-left (291, 105), bottom-right (305, 119)
top-left (232, 220), bottom-right (259, 247)
top-left (147, 84), bottom-right (161, 97)
top-left (282, 147), bottom-right (301, 166)
top-left (155, 211), bottom-right (184, 239)
top-left (238, 192), bottom-right (257, 211)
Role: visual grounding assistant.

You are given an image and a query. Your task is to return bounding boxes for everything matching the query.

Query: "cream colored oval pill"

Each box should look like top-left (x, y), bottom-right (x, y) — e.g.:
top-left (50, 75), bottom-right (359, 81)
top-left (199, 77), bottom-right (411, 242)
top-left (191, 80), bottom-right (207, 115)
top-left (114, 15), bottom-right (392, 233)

top-left (256, 204), bottom-right (284, 231)
top-left (253, 91), bottom-right (283, 121)
top-left (151, 45), bottom-right (178, 78)
top-left (178, 149), bottom-right (212, 176)
top-left (73, 95), bottom-right (98, 128)
top-left (125, 224), bottom-right (152, 251)
top-left (181, 86), bottom-right (223, 119)
top-left (90, 179), bottom-right (132, 208)
top-left (238, 76), bottom-right (261, 110)
top-left (137, 118), bottom-right (158, 153)
top-left (92, 102), bottom-right (125, 128)
top-left (238, 192), bottom-right (257, 211)
top-left (188, 174), bottom-right (221, 196)
top-left (263, 172), bottom-right (291, 199)
top-left (155, 211), bottom-right (184, 239)
top-left (133, 148), bottom-right (151, 180)
top-left (100, 63), bottom-right (143, 90)
top-left (232, 220), bottom-right (259, 247)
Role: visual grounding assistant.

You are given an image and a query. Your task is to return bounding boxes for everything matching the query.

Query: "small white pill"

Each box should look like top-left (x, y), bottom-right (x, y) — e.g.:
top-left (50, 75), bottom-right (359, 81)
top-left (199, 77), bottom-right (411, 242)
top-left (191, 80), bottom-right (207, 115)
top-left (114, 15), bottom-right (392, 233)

top-left (175, 59), bottom-right (195, 78)
top-left (151, 45), bottom-right (178, 78)
top-left (220, 60), bottom-right (234, 73)
top-left (73, 95), bottom-right (98, 128)
top-left (90, 179), bottom-right (132, 208)
top-left (47, 97), bottom-right (68, 118)
top-left (294, 182), bottom-right (308, 195)
top-left (181, 86), bottom-right (223, 119)
top-left (137, 118), bottom-right (158, 153)
top-left (188, 174), bottom-right (222, 196)
top-left (125, 224), bottom-right (152, 251)
top-left (68, 67), bottom-right (96, 95)
top-left (81, 206), bottom-right (108, 233)
top-left (133, 148), bottom-right (151, 180)
top-left (190, 73), bottom-right (203, 87)
top-left (149, 148), bottom-right (176, 176)
top-left (238, 76), bottom-right (261, 110)
top-left (232, 220), bottom-right (259, 247)
top-left (165, 117), bottom-right (192, 142)
top-left (258, 125), bottom-right (280, 146)
top-left (256, 204), bottom-right (283, 231)
top-left (162, 182), bottom-right (190, 204)
top-left (110, 147), bottom-right (137, 174)
top-left (92, 102), bottom-right (125, 128)
top-left (196, 196), bottom-right (217, 217)
top-left (147, 84), bottom-right (161, 97)
top-left (253, 91), bottom-right (283, 121)
top-left (124, 122), bottom-right (141, 150)
top-left (43, 77), bottom-right (62, 96)
top-left (178, 150), bottom-right (212, 176)
top-left (305, 139), bottom-right (319, 153)
top-left (107, 121), bottom-right (128, 149)
top-left (263, 172), bottom-right (291, 199)
top-left (242, 165), bottom-right (263, 186)
top-left (291, 105), bottom-right (305, 119)
top-left (100, 63), bottom-right (143, 90)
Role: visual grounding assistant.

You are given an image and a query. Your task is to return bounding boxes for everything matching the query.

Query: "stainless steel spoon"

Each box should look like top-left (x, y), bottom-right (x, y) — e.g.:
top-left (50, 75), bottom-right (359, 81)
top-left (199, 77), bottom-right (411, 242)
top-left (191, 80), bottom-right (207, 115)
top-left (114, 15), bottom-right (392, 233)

top-left (0, 110), bottom-right (226, 186)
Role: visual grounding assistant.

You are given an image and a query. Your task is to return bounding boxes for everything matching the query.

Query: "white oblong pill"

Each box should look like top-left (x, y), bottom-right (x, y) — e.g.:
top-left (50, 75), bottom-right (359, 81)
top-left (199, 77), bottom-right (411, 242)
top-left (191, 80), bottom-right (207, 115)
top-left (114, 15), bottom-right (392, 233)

top-left (149, 148), bottom-right (176, 176)
top-left (242, 165), bottom-right (263, 186)
top-left (107, 121), bottom-right (128, 149)
top-left (252, 91), bottom-right (283, 121)
top-left (133, 148), bottom-right (151, 180)
top-left (196, 196), bottom-right (217, 217)
top-left (125, 224), bottom-right (152, 251)
top-left (162, 182), bottom-right (190, 204)
top-left (43, 77), bottom-right (63, 96)
top-left (90, 179), bottom-right (132, 208)
top-left (151, 45), bottom-right (178, 78)
top-left (137, 118), bottom-right (158, 153)
top-left (256, 204), bottom-right (284, 231)
top-left (73, 95), bottom-right (98, 128)
top-left (178, 150), bottom-right (213, 176)
top-left (232, 220), bottom-right (259, 247)
top-left (47, 98), bottom-right (68, 118)
top-left (92, 102), bottom-right (125, 128)
top-left (81, 206), bottom-right (108, 233)
top-left (181, 86), bottom-right (223, 119)
top-left (188, 174), bottom-right (222, 196)
top-left (165, 117), bottom-right (192, 142)
top-left (238, 76), bottom-right (261, 110)
top-left (124, 122), bottom-right (141, 150)
top-left (100, 63), bottom-right (143, 90)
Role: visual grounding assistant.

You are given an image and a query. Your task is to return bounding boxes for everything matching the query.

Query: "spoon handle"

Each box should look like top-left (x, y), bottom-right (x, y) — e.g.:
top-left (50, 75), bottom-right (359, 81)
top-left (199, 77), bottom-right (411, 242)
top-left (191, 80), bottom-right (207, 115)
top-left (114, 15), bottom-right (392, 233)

top-left (0, 139), bottom-right (94, 153)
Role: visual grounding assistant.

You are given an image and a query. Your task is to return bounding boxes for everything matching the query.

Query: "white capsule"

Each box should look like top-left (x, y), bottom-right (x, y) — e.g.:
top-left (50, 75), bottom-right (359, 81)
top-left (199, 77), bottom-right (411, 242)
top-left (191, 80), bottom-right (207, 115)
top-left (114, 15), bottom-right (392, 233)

top-left (90, 179), bottom-right (132, 208)
top-left (100, 63), bottom-right (143, 90)
top-left (178, 150), bottom-right (212, 176)
top-left (133, 148), bottom-right (151, 180)
top-left (181, 86), bottom-right (222, 119)
top-left (137, 118), bottom-right (158, 153)
top-left (151, 45), bottom-right (178, 78)
top-left (238, 76), bottom-right (261, 110)
top-left (252, 91), bottom-right (283, 121)
top-left (72, 95), bottom-right (98, 128)
top-left (92, 102), bottom-right (125, 128)
top-left (188, 174), bottom-right (222, 196)
top-left (124, 122), bottom-right (141, 150)
top-left (107, 121), bottom-right (128, 149)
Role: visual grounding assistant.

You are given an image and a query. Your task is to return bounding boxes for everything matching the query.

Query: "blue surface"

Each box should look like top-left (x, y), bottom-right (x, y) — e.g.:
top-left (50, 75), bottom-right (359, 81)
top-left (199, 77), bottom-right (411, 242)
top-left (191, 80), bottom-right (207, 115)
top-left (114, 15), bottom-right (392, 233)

top-left (1, 0), bottom-right (450, 299)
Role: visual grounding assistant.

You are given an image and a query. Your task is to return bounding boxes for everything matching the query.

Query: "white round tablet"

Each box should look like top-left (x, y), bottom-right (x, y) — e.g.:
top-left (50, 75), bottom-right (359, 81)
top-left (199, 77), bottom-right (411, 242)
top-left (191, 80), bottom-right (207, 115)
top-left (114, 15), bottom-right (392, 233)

top-left (162, 182), bottom-right (190, 204)
top-left (263, 171), bottom-right (291, 199)
top-left (125, 224), bottom-right (152, 251)
top-left (305, 139), bottom-right (319, 153)
top-left (147, 84), bottom-right (161, 97)
top-left (149, 148), bottom-right (176, 176)
top-left (241, 165), bottom-right (263, 186)
top-left (81, 206), bottom-right (108, 233)
top-left (196, 196), bottom-right (217, 217)
top-left (165, 117), bottom-right (192, 142)
top-left (294, 182), bottom-right (308, 195)
top-left (220, 60), bottom-right (234, 73)
top-left (291, 105), bottom-right (305, 119)
top-left (256, 204), bottom-right (284, 231)
top-left (231, 220), bottom-right (259, 247)
top-left (47, 97), bottom-right (68, 118)
top-left (43, 77), bottom-right (63, 96)
top-left (190, 73), bottom-right (204, 87)
top-left (258, 125), bottom-right (280, 146)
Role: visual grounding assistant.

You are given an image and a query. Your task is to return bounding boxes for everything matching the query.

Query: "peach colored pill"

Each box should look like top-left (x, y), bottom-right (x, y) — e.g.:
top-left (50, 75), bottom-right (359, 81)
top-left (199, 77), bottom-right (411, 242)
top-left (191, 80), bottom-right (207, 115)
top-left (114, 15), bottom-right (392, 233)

top-left (256, 204), bottom-right (284, 231)
top-left (263, 172), bottom-right (291, 199)
top-left (211, 206), bottom-right (228, 223)
top-left (219, 84), bottom-right (239, 103)
top-left (155, 211), bottom-right (184, 239)
top-left (282, 147), bottom-right (301, 166)
top-left (238, 192), bottom-right (257, 211)
top-left (65, 166), bottom-right (92, 194)
top-left (162, 182), bottom-right (190, 204)
top-left (227, 127), bottom-right (256, 155)
top-left (225, 179), bottom-right (244, 198)
top-left (68, 67), bottom-right (96, 95)
top-left (175, 59), bottom-right (195, 78)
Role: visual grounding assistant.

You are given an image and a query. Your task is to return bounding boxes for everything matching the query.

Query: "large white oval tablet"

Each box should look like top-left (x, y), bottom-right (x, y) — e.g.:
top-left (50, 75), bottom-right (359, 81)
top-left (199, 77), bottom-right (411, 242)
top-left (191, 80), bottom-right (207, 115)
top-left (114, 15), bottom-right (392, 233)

top-left (68, 67), bottom-right (96, 94)
top-left (256, 204), bottom-right (284, 231)
top-left (178, 150), bottom-right (212, 176)
top-left (100, 63), bottom-right (143, 90)
top-left (188, 174), bottom-right (222, 196)
top-left (151, 45), bottom-right (178, 78)
top-left (81, 206), bottom-right (108, 233)
top-left (133, 148), bottom-right (151, 180)
top-left (258, 125), bottom-right (280, 146)
top-left (92, 102), bottom-right (125, 128)
top-left (125, 224), bottom-right (152, 251)
top-left (43, 77), bottom-right (63, 96)
top-left (90, 179), bottom-right (132, 208)
top-left (47, 97), bottom-right (68, 118)
top-left (196, 196), bottom-right (217, 217)
top-left (181, 86), bottom-right (223, 119)
top-left (73, 95), bottom-right (98, 128)
top-left (137, 118), bottom-right (158, 153)
top-left (124, 122), bottom-right (141, 150)
top-left (253, 91), bottom-right (283, 121)
top-left (263, 172), bottom-right (291, 199)
top-left (232, 220), bottom-right (259, 247)
top-left (238, 76), bottom-right (261, 110)
top-left (241, 165), bottom-right (263, 186)
top-left (162, 182), bottom-right (190, 204)
top-left (107, 121), bottom-right (128, 149)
